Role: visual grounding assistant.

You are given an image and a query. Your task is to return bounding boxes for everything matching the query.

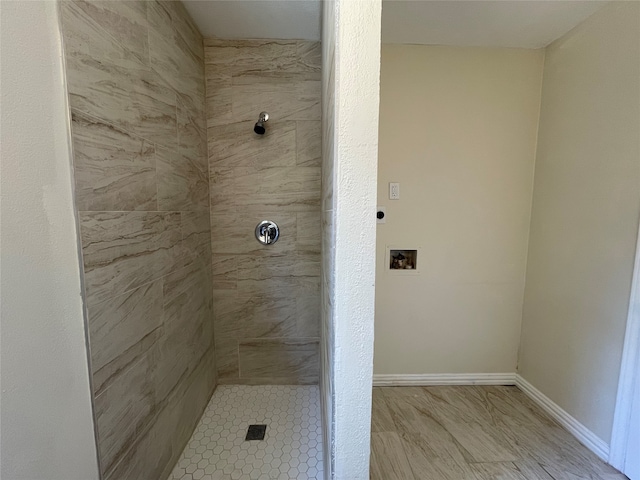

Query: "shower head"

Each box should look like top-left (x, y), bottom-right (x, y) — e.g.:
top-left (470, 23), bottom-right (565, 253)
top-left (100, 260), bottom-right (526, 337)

top-left (254, 112), bottom-right (269, 135)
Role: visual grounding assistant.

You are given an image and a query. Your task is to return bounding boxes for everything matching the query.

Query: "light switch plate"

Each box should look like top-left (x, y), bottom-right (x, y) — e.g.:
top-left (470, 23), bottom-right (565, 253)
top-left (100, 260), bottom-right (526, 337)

top-left (389, 182), bottom-right (400, 200)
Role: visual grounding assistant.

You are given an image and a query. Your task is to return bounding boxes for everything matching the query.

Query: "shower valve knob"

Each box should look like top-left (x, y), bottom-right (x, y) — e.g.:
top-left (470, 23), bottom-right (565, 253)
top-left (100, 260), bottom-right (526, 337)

top-left (255, 220), bottom-right (279, 245)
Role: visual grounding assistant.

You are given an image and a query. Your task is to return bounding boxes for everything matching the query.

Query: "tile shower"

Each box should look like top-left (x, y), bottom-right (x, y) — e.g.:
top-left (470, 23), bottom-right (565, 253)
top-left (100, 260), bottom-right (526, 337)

top-left (58, 1), bottom-right (322, 478)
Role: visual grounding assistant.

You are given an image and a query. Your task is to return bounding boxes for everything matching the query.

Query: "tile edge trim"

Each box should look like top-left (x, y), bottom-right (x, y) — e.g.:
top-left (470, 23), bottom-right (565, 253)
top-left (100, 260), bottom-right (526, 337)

top-left (515, 374), bottom-right (610, 462)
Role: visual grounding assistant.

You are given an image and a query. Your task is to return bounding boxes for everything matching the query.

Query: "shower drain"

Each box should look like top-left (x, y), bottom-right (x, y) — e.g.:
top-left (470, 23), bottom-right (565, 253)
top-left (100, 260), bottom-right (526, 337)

top-left (245, 424), bottom-right (267, 441)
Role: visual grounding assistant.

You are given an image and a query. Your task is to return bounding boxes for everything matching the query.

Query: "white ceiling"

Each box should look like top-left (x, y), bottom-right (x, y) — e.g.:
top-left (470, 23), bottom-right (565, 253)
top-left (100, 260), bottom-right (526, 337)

top-left (382, 1), bottom-right (608, 48)
top-left (183, 0), bottom-right (608, 48)
top-left (181, 1), bottom-right (321, 40)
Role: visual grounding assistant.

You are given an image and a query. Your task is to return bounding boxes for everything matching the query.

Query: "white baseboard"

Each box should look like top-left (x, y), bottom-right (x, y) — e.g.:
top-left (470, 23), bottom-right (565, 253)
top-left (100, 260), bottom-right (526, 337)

top-left (515, 375), bottom-right (609, 462)
top-left (372, 373), bottom-right (516, 387)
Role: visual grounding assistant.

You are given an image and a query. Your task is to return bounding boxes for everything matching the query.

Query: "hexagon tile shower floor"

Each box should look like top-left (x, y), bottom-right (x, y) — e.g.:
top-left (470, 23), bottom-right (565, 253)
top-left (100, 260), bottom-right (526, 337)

top-left (170, 385), bottom-right (323, 480)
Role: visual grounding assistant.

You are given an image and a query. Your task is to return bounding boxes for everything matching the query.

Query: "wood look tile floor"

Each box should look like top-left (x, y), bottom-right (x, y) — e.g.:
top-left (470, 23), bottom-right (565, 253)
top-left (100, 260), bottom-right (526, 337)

top-left (370, 386), bottom-right (628, 480)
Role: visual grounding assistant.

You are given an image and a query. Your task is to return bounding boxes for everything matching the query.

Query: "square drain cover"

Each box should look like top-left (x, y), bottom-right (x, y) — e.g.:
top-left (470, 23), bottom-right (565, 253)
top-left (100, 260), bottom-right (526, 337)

top-left (245, 424), bottom-right (267, 441)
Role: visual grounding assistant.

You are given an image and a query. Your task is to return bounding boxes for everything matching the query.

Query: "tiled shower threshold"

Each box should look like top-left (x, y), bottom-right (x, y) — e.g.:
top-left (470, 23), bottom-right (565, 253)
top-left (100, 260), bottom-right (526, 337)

top-left (170, 385), bottom-right (323, 480)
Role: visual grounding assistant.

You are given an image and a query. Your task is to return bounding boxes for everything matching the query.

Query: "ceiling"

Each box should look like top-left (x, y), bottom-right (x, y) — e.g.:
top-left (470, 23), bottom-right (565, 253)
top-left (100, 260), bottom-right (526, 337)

top-left (182, 0), bottom-right (608, 48)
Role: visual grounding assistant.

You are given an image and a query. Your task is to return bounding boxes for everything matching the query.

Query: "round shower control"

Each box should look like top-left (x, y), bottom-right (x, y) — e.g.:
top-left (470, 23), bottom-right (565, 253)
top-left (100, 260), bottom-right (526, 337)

top-left (255, 220), bottom-right (279, 245)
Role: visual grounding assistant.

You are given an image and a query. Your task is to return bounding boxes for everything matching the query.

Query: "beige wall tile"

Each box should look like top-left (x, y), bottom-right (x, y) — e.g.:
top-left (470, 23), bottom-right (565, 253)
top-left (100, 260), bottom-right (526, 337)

top-left (156, 147), bottom-right (208, 212)
top-left (88, 280), bottom-right (163, 395)
top-left (71, 110), bottom-right (157, 212)
top-left (238, 339), bottom-right (319, 381)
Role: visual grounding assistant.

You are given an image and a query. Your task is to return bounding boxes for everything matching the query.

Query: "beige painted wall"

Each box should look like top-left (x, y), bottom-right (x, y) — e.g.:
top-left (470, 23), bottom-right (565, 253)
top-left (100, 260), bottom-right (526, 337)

top-left (519, 1), bottom-right (640, 443)
top-left (375, 45), bottom-right (544, 374)
top-left (0, 2), bottom-right (99, 478)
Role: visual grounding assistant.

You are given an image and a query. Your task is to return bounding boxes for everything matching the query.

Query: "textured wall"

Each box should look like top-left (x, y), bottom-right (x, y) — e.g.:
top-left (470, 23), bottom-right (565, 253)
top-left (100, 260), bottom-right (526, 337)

top-left (519, 1), bottom-right (640, 443)
top-left (375, 45), bottom-right (544, 376)
top-left (321, 0), bottom-right (382, 477)
top-left (59, 2), bottom-right (214, 478)
top-left (204, 39), bottom-right (322, 385)
top-left (0, 2), bottom-right (99, 478)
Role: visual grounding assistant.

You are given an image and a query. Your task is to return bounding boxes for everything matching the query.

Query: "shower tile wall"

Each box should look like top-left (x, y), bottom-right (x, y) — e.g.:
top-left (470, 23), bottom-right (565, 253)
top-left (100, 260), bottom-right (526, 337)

top-left (204, 39), bottom-right (321, 385)
top-left (59, 2), bottom-right (214, 479)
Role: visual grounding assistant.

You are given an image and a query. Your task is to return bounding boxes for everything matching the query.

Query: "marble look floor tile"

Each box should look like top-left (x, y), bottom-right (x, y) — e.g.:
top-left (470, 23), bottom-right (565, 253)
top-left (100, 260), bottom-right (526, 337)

top-left (71, 110), bottom-right (157, 212)
top-left (156, 147), bottom-right (209, 212)
top-left (88, 280), bottom-right (163, 395)
top-left (370, 432), bottom-right (416, 480)
top-left (372, 386), bottom-right (626, 480)
top-left (399, 431), bottom-right (478, 480)
top-left (296, 120), bottom-right (322, 166)
top-left (169, 385), bottom-right (323, 480)
top-left (471, 461), bottom-right (536, 480)
top-left (70, 0), bottom-right (149, 65)
top-left (80, 211), bottom-right (183, 304)
top-left (238, 339), bottom-right (319, 383)
top-left (370, 388), bottom-right (396, 433)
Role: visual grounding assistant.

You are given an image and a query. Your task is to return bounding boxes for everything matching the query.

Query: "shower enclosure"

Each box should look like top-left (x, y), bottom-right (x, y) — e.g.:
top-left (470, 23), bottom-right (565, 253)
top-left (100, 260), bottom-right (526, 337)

top-left (58, 1), bottom-right (321, 478)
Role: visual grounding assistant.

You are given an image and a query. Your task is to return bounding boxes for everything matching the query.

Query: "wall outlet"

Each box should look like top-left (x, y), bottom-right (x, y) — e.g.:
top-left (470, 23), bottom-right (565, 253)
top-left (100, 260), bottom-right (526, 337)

top-left (377, 206), bottom-right (386, 224)
top-left (389, 182), bottom-right (400, 200)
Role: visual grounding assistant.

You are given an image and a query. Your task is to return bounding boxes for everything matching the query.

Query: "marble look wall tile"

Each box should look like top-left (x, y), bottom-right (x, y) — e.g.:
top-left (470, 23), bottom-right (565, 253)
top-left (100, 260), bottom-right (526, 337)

top-left (296, 294), bottom-right (321, 337)
top-left (61, 1), bottom-right (178, 152)
top-left (88, 280), bottom-right (163, 395)
top-left (208, 120), bottom-right (296, 168)
top-left (238, 339), bottom-right (319, 382)
top-left (80, 211), bottom-right (183, 305)
top-left (210, 212), bottom-right (296, 255)
top-left (70, 0), bottom-right (149, 65)
top-left (205, 38), bottom-right (321, 385)
top-left (230, 80), bottom-right (321, 123)
top-left (211, 254), bottom-right (237, 290)
top-left (156, 262), bottom-right (213, 400)
top-left (204, 39), bottom-right (298, 73)
top-left (212, 292), bottom-right (297, 340)
top-left (297, 42), bottom-right (322, 73)
top-left (205, 66), bottom-right (232, 127)
top-left (71, 110), bottom-right (157, 212)
top-left (157, 1), bottom-right (204, 65)
top-left (296, 121), bottom-right (322, 166)
top-left (147, 1), bottom-right (203, 108)
top-left (211, 165), bottom-right (320, 214)
top-left (181, 210), bottom-right (212, 266)
top-left (235, 254), bottom-right (320, 296)
top-left (214, 339), bottom-right (239, 381)
top-left (233, 167), bottom-right (321, 212)
top-left (156, 147), bottom-right (208, 212)
top-left (94, 350), bottom-right (156, 476)
top-left (177, 94), bottom-right (207, 164)
top-left (297, 211), bottom-right (322, 253)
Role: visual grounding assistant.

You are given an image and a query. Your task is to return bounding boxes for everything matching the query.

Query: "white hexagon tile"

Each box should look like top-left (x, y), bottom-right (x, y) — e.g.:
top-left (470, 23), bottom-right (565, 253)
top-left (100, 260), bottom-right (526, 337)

top-left (170, 385), bottom-right (323, 480)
